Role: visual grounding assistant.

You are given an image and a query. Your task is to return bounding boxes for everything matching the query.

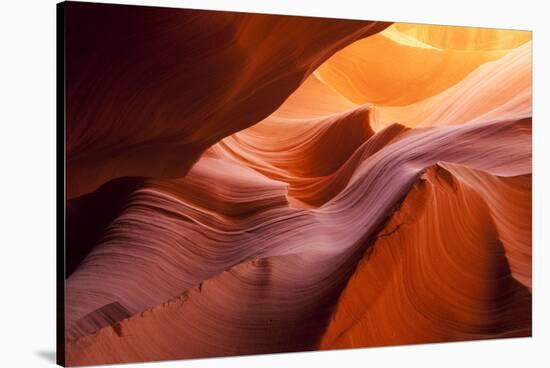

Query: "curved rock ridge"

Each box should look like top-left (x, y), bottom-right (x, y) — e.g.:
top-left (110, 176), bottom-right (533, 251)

top-left (441, 164), bottom-right (532, 290)
top-left (314, 24), bottom-right (531, 106)
top-left (370, 41), bottom-right (532, 130)
top-left (65, 1), bottom-right (390, 198)
top-left (66, 177), bottom-right (146, 276)
top-left (65, 117), bottom-right (531, 365)
top-left (212, 107), bottom-right (409, 207)
top-left (320, 164), bottom-right (531, 350)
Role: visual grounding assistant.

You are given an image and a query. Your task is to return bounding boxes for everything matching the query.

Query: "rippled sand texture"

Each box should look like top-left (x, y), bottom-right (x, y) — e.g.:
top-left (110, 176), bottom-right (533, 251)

top-left (63, 2), bottom-right (532, 366)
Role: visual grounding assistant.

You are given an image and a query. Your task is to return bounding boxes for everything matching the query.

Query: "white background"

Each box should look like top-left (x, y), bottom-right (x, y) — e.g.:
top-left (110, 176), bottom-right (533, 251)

top-left (1, 0), bottom-right (548, 366)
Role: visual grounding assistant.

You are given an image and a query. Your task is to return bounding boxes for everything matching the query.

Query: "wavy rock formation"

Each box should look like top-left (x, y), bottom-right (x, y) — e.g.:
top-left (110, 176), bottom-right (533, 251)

top-left (63, 4), bottom-right (532, 366)
top-left (314, 24), bottom-right (531, 106)
top-left (65, 117), bottom-right (531, 366)
top-left (320, 164), bottom-right (531, 349)
top-left (371, 41), bottom-right (532, 130)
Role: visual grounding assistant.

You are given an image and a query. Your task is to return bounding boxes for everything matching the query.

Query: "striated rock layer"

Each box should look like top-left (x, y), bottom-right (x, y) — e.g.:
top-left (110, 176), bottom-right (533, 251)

top-left (63, 3), bottom-right (532, 366)
top-left (321, 164), bottom-right (531, 349)
top-left (65, 117), bottom-right (532, 366)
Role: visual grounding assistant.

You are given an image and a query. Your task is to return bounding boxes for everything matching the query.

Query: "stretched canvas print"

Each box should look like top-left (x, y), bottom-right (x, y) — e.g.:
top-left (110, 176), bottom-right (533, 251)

top-left (57, 1), bottom-right (532, 366)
